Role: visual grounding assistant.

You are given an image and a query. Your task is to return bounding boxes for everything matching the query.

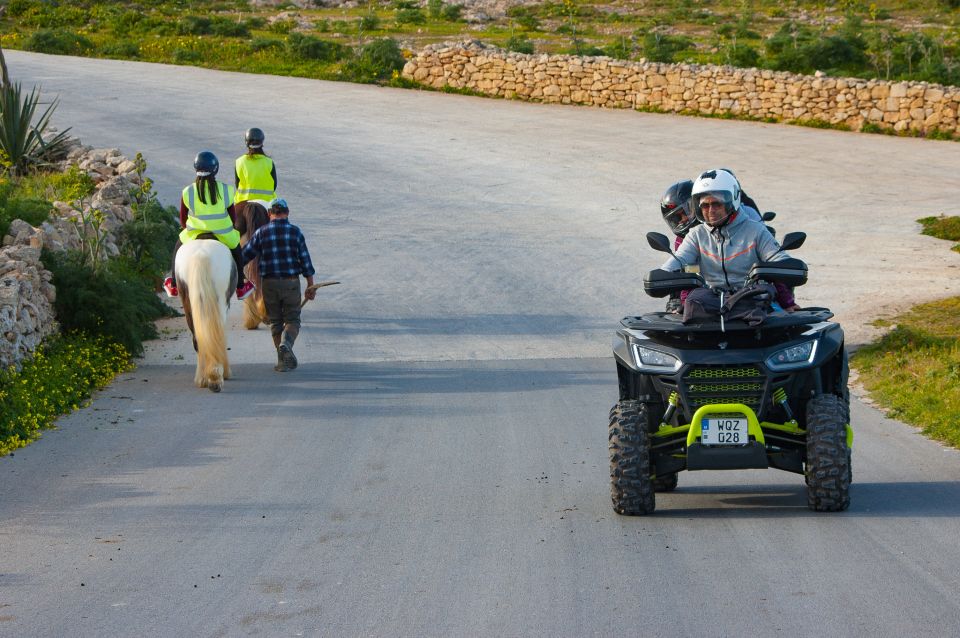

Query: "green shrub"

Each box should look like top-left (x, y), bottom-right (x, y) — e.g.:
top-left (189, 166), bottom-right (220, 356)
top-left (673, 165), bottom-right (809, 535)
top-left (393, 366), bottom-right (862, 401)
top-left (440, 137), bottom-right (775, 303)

top-left (6, 0), bottom-right (39, 18)
top-left (23, 28), bottom-right (94, 56)
top-left (177, 15), bottom-right (210, 35)
top-left (211, 17), bottom-right (250, 38)
top-left (642, 32), bottom-right (692, 63)
top-left (358, 14), bottom-right (381, 31)
top-left (43, 249), bottom-right (174, 357)
top-left (505, 35), bottom-right (535, 55)
top-left (442, 4), bottom-right (464, 21)
top-left (0, 333), bottom-right (132, 456)
top-left (396, 8), bottom-right (426, 25)
top-left (513, 14), bottom-right (540, 31)
top-left (270, 18), bottom-right (297, 34)
top-left (287, 33), bottom-right (346, 62)
top-left (604, 37), bottom-right (634, 60)
top-left (725, 42), bottom-right (760, 68)
top-left (250, 37), bottom-right (285, 52)
top-left (765, 20), bottom-right (867, 75)
top-left (0, 193), bottom-right (52, 239)
top-left (101, 40), bottom-right (141, 58)
top-left (340, 38), bottom-right (406, 84)
top-left (115, 197), bottom-right (180, 282)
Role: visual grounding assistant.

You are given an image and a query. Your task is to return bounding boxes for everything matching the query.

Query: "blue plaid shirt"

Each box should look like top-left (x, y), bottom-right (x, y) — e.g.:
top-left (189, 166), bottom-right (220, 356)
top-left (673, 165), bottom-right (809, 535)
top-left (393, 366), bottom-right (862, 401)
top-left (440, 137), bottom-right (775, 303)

top-left (241, 218), bottom-right (316, 279)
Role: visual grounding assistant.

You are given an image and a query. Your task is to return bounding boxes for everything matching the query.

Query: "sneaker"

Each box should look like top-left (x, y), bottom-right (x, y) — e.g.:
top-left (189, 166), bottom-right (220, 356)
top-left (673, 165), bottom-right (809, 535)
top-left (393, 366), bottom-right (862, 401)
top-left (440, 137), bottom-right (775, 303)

top-left (278, 344), bottom-right (297, 370)
top-left (236, 281), bottom-right (255, 301)
top-left (163, 276), bottom-right (178, 298)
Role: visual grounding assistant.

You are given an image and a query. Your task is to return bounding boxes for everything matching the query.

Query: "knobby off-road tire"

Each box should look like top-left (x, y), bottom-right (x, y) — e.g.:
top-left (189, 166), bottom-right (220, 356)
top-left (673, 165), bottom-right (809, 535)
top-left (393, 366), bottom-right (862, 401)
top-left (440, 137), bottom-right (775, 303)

top-left (805, 393), bottom-right (852, 512)
top-left (609, 400), bottom-right (655, 515)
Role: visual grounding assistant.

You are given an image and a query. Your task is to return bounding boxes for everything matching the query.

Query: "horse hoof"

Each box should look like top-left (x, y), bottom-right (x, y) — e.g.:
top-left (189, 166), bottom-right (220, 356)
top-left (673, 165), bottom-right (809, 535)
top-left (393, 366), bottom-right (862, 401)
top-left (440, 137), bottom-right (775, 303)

top-left (209, 383), bottom-right (221, 393)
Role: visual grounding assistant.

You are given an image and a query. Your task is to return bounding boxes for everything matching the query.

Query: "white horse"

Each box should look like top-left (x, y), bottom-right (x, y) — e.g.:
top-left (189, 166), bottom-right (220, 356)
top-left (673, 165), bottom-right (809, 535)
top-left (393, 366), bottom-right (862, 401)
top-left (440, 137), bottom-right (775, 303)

top-left (175, 239), bottom-right (237, 392)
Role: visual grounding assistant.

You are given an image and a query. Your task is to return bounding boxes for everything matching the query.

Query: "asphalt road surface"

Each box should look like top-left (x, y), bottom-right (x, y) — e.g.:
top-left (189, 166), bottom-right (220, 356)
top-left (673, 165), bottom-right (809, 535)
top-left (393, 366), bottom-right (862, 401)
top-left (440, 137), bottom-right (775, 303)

top-left (2, 51), bottom-right (960, 637)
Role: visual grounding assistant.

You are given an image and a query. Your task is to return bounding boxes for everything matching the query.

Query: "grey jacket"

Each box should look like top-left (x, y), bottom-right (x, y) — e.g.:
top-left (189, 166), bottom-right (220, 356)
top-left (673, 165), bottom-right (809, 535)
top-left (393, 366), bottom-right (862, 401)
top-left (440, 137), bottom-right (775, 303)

top-left (660, 210), bottom-right (790, 291)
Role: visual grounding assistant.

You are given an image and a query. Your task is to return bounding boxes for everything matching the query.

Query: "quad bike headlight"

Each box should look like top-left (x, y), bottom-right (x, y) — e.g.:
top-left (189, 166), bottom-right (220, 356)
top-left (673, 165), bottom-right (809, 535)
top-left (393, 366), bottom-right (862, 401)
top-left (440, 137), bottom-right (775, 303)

top-left (632, 344), bottom-right (681, 372)
top-left (765, 340), bottom-right (818, 371)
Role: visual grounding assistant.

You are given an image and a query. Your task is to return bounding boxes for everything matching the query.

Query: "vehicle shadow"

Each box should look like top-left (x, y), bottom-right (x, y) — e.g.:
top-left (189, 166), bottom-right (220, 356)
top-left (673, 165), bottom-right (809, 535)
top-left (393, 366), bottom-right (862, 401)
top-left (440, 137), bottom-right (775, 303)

top-left (651, 480), bottom-right (960, 518)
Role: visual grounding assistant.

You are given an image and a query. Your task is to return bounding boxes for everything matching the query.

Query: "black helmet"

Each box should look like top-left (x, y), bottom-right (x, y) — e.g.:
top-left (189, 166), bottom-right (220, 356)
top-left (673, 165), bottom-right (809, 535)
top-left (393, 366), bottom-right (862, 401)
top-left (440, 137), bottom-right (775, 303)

top-left (193, 151), bottom-right (219, 177)
top-left (660, 179), bottom-right (697, 237)
top-left (245, 127), bottom-right (265, 148)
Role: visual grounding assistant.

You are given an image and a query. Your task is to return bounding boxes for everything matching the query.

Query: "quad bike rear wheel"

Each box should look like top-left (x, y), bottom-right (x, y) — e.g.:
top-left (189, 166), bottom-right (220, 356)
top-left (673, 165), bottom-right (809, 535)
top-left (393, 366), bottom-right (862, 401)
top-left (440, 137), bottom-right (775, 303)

top-left (653, 473), bottom-right (679, 492)
top-left (805, 393), bottom-right (852, 512)
top-left (609, 400), bottom-right (655, 515)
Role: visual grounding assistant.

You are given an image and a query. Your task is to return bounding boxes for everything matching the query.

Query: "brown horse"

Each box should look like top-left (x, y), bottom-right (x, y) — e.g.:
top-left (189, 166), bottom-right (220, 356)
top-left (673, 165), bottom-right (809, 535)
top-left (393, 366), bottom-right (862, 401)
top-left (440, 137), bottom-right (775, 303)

top-left (233, 200), bottom-right (270, 329)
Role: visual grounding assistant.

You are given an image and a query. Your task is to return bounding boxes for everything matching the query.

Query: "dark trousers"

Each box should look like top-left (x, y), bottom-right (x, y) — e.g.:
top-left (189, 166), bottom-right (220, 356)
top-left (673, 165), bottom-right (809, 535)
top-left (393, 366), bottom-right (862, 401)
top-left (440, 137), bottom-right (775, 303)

top-left (261, 277), bottom-right (302, 349)
top-left (170, 238), bottom-right (245, 288)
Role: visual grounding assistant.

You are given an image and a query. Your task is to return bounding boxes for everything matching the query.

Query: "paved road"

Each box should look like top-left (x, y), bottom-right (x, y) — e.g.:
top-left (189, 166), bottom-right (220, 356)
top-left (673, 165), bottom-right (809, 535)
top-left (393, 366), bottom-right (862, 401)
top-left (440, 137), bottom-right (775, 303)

top-left (2, 51), bottom-right (960, 637)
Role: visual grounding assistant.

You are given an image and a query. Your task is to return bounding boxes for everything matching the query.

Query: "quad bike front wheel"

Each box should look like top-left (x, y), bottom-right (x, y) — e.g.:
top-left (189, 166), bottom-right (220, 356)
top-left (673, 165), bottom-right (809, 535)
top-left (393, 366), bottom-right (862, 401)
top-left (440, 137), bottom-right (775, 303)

top-left (609, 400), bottom-right (656, 515)
top-left (805, 393), bottom-right (852, 512)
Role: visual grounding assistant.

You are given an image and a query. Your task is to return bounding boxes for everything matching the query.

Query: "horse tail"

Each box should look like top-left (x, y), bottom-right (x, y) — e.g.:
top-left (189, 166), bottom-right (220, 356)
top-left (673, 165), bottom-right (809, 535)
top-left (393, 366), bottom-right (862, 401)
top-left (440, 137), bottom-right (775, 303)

top-left (178, 241), bottom-right (232, 389)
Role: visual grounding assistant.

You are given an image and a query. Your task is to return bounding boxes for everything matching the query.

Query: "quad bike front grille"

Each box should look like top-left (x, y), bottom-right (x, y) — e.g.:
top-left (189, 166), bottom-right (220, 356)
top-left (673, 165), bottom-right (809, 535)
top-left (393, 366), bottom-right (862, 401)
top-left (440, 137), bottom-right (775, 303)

top-left (682, 365), bottom-right (766, 414)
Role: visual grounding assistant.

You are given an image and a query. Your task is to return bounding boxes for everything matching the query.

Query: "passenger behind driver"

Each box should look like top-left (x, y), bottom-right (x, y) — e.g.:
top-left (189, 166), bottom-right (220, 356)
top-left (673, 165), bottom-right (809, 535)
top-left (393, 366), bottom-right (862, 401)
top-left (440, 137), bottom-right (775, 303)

top-left (661, 169), bottom-right (800, 315)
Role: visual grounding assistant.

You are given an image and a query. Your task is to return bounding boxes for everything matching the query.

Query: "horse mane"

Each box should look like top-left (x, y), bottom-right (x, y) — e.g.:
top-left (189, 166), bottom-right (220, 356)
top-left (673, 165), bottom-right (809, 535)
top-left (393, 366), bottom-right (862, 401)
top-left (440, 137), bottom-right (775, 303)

top-left (234, 200), bottom-right (269, 239)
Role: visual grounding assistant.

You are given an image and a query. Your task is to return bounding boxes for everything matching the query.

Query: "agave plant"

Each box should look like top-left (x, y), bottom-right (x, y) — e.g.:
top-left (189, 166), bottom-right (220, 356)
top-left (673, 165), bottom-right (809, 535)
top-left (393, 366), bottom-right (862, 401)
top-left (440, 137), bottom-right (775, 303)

top-left (0, 82), bottom-right (73, 177)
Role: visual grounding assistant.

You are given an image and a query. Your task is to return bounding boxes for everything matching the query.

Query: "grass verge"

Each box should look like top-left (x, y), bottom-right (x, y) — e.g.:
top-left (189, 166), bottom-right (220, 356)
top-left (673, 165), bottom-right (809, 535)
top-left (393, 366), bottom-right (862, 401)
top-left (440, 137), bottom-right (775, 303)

top-left (851, 296), bottom-right (960, 448)
top-left (918, 214), bottom-right (960, 252)
top-left (0, 333), bottom-right (132, 456)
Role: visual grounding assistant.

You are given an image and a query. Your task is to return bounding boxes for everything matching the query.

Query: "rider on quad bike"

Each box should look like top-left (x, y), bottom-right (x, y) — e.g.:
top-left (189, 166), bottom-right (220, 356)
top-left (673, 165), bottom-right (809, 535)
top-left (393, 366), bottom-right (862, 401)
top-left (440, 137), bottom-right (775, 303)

top-left (610, 169), bottom-right (852, 515)
top-left (659, 172), bottom-right (785, 313)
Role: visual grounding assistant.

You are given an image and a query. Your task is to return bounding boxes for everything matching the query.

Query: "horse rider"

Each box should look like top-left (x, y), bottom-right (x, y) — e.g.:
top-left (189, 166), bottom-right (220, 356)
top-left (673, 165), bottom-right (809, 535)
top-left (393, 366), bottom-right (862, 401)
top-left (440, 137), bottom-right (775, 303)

top-left (163, 151), bottom-right (256, 301)
top-left (235, 127), bottom-right (277, 207)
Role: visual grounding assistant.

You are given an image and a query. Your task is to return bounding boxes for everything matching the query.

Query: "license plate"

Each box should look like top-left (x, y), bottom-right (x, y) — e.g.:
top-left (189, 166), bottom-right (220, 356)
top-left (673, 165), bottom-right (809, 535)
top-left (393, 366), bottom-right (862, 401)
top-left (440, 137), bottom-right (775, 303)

top-left (701, 417), bottom-right (748, 445)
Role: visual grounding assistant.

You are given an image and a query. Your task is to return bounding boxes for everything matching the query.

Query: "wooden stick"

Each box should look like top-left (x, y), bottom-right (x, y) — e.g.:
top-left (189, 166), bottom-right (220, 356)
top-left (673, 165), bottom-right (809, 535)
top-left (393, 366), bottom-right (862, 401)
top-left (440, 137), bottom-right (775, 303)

top-left (301, 280), bottom-right (340, 308)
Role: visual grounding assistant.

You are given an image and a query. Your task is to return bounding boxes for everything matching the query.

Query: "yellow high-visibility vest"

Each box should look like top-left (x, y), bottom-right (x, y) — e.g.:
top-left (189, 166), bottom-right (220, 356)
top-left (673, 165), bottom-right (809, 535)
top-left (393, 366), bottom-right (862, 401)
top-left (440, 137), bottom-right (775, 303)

top-left (234, 155), bottom-right (276, 202)
top-left (179, 181), bottom-right (240, 249)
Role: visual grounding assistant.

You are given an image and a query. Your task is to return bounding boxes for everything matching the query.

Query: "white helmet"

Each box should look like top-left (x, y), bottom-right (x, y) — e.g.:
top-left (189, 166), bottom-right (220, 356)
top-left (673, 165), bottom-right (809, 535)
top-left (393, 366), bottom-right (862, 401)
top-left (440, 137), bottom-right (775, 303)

top-left (691, 168), bottom-right (741, 227)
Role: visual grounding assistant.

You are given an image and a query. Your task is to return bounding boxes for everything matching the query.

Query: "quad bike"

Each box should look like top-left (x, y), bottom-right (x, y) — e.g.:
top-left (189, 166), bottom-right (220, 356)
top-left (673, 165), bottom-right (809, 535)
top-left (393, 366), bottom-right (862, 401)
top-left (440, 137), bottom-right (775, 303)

top-left (609, 230), bottom-right (852, 514)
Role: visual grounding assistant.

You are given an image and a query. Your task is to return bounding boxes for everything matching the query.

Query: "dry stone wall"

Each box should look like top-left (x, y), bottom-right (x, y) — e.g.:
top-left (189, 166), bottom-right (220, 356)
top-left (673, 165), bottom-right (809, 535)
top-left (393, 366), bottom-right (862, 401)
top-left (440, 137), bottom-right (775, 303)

top-left (403, 41), bottom-right (960, 135)
top-left (0, 140), bottom-right (146, 370)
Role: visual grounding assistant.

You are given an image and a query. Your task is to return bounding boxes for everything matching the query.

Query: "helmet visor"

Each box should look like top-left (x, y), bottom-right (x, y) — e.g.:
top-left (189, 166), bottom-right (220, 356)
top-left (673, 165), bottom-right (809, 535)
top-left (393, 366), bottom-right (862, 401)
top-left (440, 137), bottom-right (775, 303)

top-left (663, 201), bottom-right (696, 236)
top-left (692, 190), bottom-right (735, 225)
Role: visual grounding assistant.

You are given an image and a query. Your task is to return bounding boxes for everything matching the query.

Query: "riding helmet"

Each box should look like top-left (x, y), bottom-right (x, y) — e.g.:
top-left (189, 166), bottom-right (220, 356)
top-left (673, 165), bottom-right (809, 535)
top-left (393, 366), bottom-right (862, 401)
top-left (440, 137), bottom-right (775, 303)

top-left (245, 127), bottom-right (265, 149)
top-left (193, 151), bottom-right (219, 177)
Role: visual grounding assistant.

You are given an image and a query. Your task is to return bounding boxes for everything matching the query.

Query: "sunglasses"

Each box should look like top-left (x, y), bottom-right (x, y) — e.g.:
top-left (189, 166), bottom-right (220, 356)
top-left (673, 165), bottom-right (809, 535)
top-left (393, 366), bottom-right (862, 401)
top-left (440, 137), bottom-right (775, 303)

top-left (699, 201), bottom-right (727, 211)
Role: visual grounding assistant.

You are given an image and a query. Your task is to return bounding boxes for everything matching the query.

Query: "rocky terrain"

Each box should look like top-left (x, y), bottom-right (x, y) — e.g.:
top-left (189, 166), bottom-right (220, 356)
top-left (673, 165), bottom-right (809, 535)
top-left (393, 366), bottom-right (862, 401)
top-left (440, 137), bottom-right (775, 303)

top-left (0, 141), bottom-right (146, 369)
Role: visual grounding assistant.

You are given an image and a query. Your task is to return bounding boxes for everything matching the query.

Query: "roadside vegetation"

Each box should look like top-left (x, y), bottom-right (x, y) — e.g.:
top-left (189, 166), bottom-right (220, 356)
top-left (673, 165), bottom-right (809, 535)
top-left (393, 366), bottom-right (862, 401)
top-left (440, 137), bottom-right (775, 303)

top-left (3, 1), bottom-right (960, 87)
top-left (0, 81), bottom-right (177, 454)
top-left (850, 213), bottom-right (960, 448)
top-left (851, 295), bottom-right (960, 448)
